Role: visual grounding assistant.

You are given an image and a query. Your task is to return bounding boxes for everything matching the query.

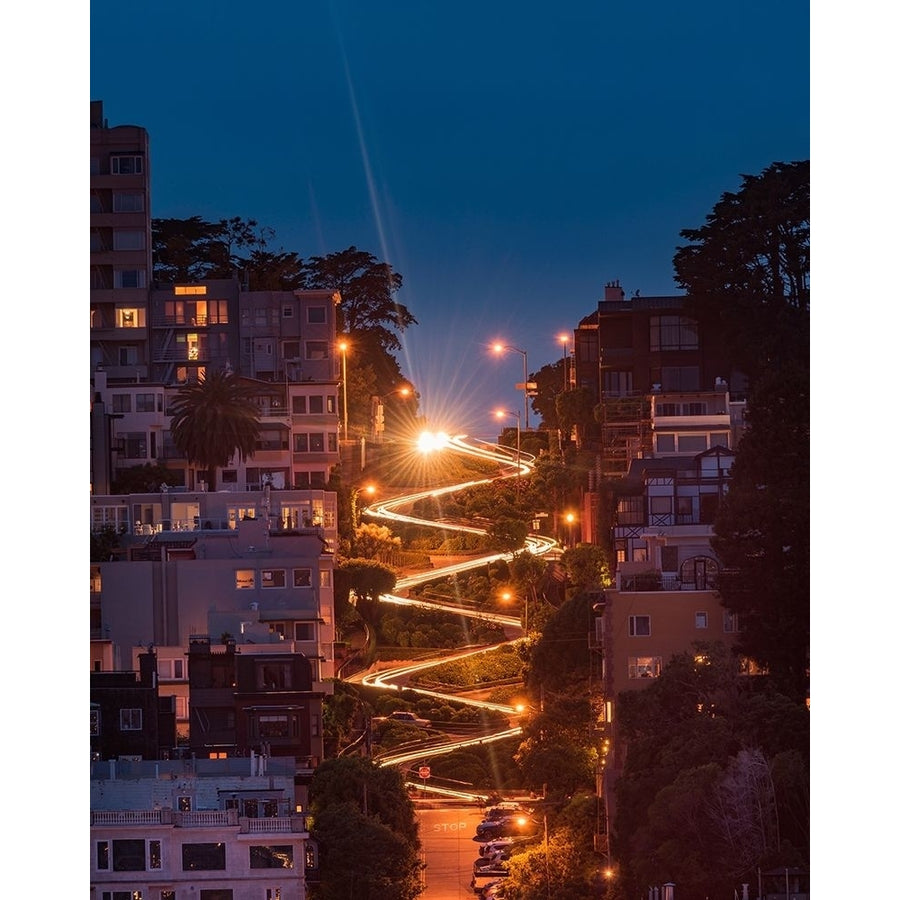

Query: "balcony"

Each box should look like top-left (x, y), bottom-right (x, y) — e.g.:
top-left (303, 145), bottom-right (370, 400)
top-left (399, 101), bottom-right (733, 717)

top-left (616, 571), bottom-right (719, 592)
top-left (90, 809), bottom-right (308, 833)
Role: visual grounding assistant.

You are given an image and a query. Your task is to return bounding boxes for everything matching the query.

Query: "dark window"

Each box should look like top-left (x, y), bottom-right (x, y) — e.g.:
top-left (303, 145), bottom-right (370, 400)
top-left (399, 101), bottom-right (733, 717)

top-left (628, 615), bottom-right (651, 637)
top-left (111, 155), bottom-right (144, 175)
top-left (309, 396), bottom-right (324, 414)
top-left (200, 892), bottom-right (233, 900)
top-left (96, 841), bottom-right (109, 870)
top-left (294, 622), bottom-right (314, 641)
top-left (112, 839), bottom-right (146, 871)
top-left (308, 306), bottom-right (326, 324)
top-left (182, 842), bottom-right (226, 871)
top-left (660, 546), bottom-right (679, 572)
top-left (293, 568), bottom-right (312, 587)
top-left (135, 393), bottom-right (155, 412)
top-left (649, 315), bottom-right (699, 351)
top-left (309, 433), bottom-right (325, 452)
top-left (250, 845), bottom-right (295, 869)
top-left (149, 840), bottom-right (161, 869)
top-left (616, 496), bottom-right (643, 526)
top-left (292, 396), bottom-right (307, 414)
top-left (293, 434), bottom-right (309, 453)
top-left (123, 432), bottom-right (148, 459)
top-left (112, 394), bottom-right (132, 413)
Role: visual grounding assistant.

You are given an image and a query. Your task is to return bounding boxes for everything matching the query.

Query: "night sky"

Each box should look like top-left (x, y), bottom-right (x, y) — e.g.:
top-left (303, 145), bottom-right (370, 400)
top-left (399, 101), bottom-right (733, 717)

top-left (89, 0), bottom-right (810, 438)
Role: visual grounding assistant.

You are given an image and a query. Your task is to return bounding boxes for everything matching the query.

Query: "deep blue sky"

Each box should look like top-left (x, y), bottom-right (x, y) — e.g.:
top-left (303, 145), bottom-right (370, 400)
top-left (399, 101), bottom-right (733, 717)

top-left (90, 0), bottom-right (809, 438)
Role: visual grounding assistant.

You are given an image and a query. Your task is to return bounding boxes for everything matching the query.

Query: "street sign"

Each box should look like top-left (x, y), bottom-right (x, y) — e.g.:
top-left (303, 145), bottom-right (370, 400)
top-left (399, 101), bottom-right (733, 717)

top-left (418, 765), bottom-right (431, 779)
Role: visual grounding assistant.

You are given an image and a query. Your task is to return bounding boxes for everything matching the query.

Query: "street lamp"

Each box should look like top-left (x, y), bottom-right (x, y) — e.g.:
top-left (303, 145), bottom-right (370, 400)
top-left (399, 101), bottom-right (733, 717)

top-left (501, 589), bottom-right (528, 633)
top-left (351, 483), bottom-right (376, 529)
top-left (494, 408), bottom-right (521, 495)
top-left (558, 333), bottom-right (571, 391)
top-left (492, 342), bottom-right (530, 430)
top-left (338, 340), bottom-right (349, 437)
top-left (564, 511), bottom-right (576, 548)
top-left (372, 384), bottom-right (412, 441)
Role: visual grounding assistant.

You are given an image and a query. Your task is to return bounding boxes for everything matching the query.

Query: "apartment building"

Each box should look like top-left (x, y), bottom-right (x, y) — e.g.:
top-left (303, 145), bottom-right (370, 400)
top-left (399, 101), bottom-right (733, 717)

top-left (572, 280), bottom-right (746, 477)
top-left (90, 756), bottom-right (310, 900)
top-left (92, 649), bottom-right (177, 761)
top-left (91, 100), bottom-right (153, 382)
top-left (91, 489), bottom-right (337, 754)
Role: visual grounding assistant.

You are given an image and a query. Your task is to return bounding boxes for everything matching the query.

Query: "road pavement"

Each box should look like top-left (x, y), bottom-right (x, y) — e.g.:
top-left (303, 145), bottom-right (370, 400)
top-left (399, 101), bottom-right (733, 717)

top-left (417, 804), bottom-right (487, 899)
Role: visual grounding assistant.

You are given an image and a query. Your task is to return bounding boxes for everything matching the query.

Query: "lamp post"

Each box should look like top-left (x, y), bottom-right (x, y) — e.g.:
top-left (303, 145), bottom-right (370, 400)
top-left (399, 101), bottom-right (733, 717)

top-left (494, 408), bottom-right (521, 496)
top-left (372, 385), bottom-right (412, 441)
top-left (492, 342), bottom-right (530, 429)
top-left (564, 511), bottom-right (576, 548)
top-left (338, 340), bottom-right (349, 437)
top-left (501, 589), bottom-right (528, 633)
top-left (558, 333), bottom-right (570, 391)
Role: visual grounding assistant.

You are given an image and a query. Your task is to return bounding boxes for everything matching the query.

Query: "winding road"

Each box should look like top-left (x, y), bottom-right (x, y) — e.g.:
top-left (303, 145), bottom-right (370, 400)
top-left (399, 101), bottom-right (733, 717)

top-left (344, 434), bottom-right (558, 797)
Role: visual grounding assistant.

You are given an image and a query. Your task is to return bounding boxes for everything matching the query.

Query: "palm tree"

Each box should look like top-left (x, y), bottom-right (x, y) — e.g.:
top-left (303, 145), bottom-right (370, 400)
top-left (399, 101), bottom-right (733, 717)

top-left (169, 371), bottom-right (261, 491)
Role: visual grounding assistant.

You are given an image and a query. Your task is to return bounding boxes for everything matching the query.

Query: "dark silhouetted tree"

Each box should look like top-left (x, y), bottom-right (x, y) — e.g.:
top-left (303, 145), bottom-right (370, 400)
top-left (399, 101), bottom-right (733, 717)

top-left (168, 371), bottom-right (260, 491)
top-left (673, 160), bottom-right (809, 380)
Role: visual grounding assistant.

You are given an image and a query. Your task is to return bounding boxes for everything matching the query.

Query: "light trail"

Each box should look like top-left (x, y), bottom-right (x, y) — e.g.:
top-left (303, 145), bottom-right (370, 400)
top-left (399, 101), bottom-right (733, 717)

top-left (348, 434), bottom-right (557, 788)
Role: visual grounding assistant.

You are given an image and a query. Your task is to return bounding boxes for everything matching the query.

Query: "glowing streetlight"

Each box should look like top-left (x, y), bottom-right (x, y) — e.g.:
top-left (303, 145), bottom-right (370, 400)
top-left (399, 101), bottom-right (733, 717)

top-left (558, 333), bottom-right (571, 391)
top-left (564, 511), bottom-right (577, 548)
top-left (338, 340), bottom-right (349, 436)
top-left (494, 409), bottom-right (521, 495)
top-left (501, 588), bottom-right (528, 632)
top-left (372, 384), bottom-right (413, 441)
top-left (351, 483), bottom-right (376, 529)
top-left (492, 342), bottom-right (530, 429)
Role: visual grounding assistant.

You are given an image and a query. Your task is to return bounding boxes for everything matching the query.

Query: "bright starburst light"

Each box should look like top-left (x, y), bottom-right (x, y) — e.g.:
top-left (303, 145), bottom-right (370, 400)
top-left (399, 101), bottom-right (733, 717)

top-left (417, 431), bottom-right (450, 453)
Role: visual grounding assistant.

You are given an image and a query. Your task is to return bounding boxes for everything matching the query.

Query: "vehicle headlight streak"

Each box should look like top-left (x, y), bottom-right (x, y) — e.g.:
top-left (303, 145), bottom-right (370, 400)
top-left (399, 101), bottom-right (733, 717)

top-left (350, 435), bottom-right (559, 798)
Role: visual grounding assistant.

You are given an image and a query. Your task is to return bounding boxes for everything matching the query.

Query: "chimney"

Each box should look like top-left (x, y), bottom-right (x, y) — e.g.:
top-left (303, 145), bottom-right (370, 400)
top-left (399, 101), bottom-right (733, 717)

top-left (603, 280), bottom-right (626, 301)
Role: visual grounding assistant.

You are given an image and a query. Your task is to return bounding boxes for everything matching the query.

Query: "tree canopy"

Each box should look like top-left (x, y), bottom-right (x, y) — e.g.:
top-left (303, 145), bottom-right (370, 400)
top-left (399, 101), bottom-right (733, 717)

top-left (613, 644), bottom-right (809, 898)
top-left (673, 159), bottom-right (809, 380)
top-left (308, 756), bottom-right (423, 900)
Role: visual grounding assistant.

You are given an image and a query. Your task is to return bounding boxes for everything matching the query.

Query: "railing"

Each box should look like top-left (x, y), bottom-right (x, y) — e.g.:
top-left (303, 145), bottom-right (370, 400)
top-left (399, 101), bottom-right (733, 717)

top-left (239, 815), bottom-right (308, 834)
top-left (617, 574), bottom-right (719, 592)
top-left (92, 809), bottom-right (170, 825)
top-left (176, 810), bottom-right (236, 827)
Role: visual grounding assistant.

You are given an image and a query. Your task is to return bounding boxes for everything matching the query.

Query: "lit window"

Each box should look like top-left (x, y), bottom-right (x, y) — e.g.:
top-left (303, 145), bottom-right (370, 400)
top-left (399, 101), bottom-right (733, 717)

top-left (117, 307), bottom-right (142, 328)
top-left (235, 570), bottom-right (255, 590)
top-left (628, 656), bottom-right (662, 678)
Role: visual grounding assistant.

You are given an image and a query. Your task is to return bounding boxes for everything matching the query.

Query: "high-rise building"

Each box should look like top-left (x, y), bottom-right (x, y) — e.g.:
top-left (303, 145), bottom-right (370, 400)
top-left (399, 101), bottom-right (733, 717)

top-left (90, 100), bottom-right (153, 381)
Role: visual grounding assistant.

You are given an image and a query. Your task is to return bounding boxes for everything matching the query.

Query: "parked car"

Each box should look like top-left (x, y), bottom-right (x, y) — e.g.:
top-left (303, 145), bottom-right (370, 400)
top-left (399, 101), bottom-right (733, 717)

top-left (473, 849), bottom-right (511, 872)
top-left (475, 815), bottom-right (539, 841)
top-left (471, 867), bottom-right (509, 895)
top-left (480, 838), bottom-right (523, 857)
top-left (483, 802), bottom-right (523, 821)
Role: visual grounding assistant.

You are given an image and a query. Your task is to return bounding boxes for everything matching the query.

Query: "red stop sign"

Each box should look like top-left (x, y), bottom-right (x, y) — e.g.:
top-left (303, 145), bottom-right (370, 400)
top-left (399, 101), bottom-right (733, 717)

top-left (418, 766), bottom-right (431, 779)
